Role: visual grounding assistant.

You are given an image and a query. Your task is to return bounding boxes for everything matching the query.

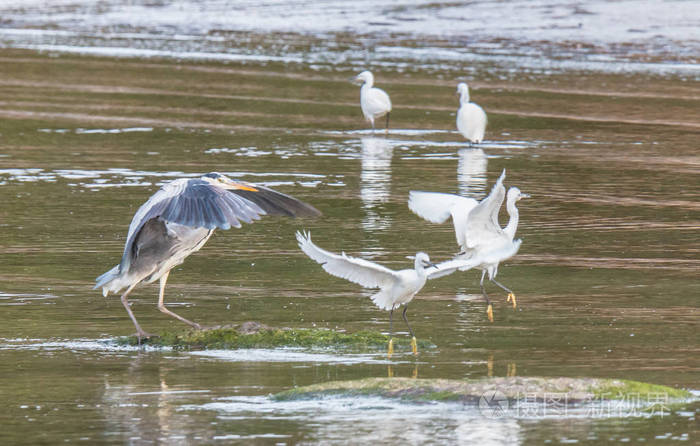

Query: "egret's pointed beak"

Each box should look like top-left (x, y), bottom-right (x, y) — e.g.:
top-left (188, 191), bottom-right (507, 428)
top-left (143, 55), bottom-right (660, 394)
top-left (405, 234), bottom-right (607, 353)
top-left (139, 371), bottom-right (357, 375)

top-left (429, 262), bottom-right (438, 269)
top-left (521, 193), bottom-right (531, 198)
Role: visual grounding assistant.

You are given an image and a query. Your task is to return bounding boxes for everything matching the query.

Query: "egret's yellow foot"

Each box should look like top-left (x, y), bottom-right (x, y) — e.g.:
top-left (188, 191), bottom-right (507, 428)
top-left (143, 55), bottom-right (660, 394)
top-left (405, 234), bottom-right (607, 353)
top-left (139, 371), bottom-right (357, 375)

top-left (487, 304), bottom-right (494, 323)
top-left (411, 365), bottom-right (418, 379)
top-left (507, 293), bottom-right (517, 309)
top-left (410, 336), bottom-right (418, 355)
top-left (388, 338), bottom-right (394, 359)
top-left (387, 365), bottom-right (394, 378)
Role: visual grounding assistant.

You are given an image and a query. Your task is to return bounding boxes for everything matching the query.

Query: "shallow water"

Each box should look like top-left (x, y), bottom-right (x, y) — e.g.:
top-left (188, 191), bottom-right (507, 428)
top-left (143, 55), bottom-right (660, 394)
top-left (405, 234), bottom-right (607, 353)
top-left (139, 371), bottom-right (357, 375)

top-left (0, 17), bottom-right (699, 445)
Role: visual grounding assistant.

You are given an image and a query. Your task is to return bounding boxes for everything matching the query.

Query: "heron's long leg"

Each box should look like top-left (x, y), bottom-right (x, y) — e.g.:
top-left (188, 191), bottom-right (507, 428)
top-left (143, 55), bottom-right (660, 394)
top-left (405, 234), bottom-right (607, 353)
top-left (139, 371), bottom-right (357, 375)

top-left (480, 271), bottom-right (494, 323)
top-left (402, 305), bottom-right (418, 356)
top-left (120, 283), bottom-right (150, 344)
top-left (157, 272), bottom-right (202, 330)
top-left (388, 305), bottom-right (395, 358)
top-left (492, 279), bottom-right (517, 309)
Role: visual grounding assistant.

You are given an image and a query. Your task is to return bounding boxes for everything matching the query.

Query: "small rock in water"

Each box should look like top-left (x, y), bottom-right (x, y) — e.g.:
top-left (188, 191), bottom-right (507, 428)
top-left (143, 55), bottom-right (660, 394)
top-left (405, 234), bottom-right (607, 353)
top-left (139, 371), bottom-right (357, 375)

top-left (238, 321), bottom-right (271, 334)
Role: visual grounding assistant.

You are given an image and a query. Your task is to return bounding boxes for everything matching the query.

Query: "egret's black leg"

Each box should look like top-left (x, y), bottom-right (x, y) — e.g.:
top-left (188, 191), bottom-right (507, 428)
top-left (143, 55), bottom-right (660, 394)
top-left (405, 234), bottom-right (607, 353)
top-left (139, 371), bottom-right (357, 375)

top-left (385, 112), bottom-right (390, 135)
top-left (480, 271), bottom-right (494, 322)
top-left (157, 272), bottom-right (202, 330)
top-left (492, 279), bottom-right (517, 309)
top-left (402, 305), bottom-right (418, 355)
top-left (388, 305), bottom-right (395, 358)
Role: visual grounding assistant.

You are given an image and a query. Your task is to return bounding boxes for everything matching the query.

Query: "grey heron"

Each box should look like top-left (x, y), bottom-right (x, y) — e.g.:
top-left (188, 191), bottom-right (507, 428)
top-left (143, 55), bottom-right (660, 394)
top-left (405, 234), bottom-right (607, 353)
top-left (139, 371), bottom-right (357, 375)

top-left (95, 172), bottom-right (321, 342)
top-left (409, 170), bottom-right (527, 322)
top-left (296, 231), bottom-right (481, 357)
top-left (354, 71), bottom-right (392, 132)
top-left (456, 82), bottom-right (487, 144)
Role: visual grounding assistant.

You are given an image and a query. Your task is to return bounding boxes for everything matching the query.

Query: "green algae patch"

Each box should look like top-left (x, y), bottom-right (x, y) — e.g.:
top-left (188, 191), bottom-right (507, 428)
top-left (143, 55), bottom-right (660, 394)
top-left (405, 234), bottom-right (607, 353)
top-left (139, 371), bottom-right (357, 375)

top-left (592, 378), bottom-right (691, 400)
top-left (116, 322), bottom-right (435, 352)
top-left (273, 377), bottom-right (692, 403)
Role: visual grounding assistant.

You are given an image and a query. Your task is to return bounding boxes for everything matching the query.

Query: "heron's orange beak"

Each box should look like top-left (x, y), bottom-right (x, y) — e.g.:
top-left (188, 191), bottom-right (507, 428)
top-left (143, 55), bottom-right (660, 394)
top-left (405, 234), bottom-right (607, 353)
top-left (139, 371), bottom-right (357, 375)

top-left (230, 181), bottom-right (258, 192)
top-left (220, 178), bottom-right (258, 191)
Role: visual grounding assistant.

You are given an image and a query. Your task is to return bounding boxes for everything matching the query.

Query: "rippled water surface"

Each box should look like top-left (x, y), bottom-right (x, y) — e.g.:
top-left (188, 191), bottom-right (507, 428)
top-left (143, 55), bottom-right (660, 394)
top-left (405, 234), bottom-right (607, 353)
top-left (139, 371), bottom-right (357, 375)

top-left (0, 4), bottom-right (699, 443)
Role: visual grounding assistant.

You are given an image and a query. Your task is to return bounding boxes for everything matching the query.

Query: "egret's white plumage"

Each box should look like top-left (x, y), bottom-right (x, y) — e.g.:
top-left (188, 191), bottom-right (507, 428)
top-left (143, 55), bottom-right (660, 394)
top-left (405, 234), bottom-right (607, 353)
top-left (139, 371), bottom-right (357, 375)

top-left (355, 71), bottom-right (392, 130)
top-left (296, 230), bottom-right (479, 354)
top-left (296, 230), bottom-right (476, 310)
top-left (409, 170), bottom-right (528, 321)
top-left (456, 82), bottom-right (487, 144)
top-left (408, 191), bottom-right (478, 249)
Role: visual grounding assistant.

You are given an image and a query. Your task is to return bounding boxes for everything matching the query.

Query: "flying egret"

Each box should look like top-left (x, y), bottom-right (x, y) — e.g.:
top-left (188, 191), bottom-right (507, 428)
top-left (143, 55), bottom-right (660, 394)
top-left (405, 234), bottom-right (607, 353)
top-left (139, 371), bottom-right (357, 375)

top-left (354, 71), bottom-right (392, 132)
top-left (456, 82), bottom-right (487, 144)
top-left (296, 230), bottom-right (479, 356)
top-left (409, 170), bottom-right (528, 322)
top-left (95, 172), bottom-right (321, 342)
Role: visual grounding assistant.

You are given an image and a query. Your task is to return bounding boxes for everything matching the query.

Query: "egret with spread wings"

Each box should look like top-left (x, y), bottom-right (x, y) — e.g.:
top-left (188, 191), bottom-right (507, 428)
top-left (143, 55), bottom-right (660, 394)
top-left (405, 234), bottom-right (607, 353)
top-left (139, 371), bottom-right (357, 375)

top-left (296, 231), bottom-right (480, 357)
top-left (409, 170), bottom-right (528, 322)
top-left (95, 172), bottom-right (321, 342)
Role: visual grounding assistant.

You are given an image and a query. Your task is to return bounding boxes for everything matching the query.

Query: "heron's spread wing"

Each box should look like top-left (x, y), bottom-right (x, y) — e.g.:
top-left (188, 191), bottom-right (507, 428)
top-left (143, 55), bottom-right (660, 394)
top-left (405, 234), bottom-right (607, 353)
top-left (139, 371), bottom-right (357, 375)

top-left (464, 170), bottom-right (506, 249)
top-left (427, 257), bottom-right (483, 280)
top-left (229, 184), bottom-right (321, 218)
top-left (120, 178), bottom-right (319, 273)
top-left (296, 231), bottom-right (399, 289)
top-left (119, 178), bottom-right (263, 271)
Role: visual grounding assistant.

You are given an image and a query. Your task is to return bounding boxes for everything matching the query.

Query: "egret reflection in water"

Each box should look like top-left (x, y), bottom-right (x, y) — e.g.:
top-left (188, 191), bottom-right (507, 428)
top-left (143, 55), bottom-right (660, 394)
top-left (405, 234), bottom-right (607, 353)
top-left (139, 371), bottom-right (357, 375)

top-left (360, 136), bottom-right (394, 232)
top-left (458, 148), bottom-right (488, 196)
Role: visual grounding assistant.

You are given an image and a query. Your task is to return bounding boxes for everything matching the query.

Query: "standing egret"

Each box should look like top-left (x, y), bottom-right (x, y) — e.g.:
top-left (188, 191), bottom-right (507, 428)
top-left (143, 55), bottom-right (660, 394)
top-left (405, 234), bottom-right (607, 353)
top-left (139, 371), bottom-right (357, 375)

top-left (409, 170), bottom-right (528, 322)
top-left (95, 172), bottom-right (321, 342)
top-left (296, 231), bottom-right (479, 356)
top-left (354, 71), bottom-right (392, 132)
top-left (456, 82), bottom-right (487, 144)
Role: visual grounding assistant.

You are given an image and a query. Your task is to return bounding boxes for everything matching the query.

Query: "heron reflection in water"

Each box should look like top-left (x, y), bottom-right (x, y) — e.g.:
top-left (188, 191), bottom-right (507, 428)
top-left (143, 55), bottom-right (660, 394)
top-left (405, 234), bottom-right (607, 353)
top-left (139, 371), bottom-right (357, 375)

top-left (95, 172), bottom-right (320, 342)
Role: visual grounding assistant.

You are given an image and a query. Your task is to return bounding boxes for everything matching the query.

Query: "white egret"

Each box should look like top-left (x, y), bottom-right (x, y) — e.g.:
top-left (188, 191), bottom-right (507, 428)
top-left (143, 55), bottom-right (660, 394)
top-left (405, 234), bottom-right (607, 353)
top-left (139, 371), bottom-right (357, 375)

top-left (95, 172), bottom-right (321, 343)
top-left (409, 170), bottom-right (528, 322)
top-left (296, 231), bottom-right (479, 356)
top-left (456, 82), bottom-right (487, 144)
top-left (354, 71), bottom-right (392, 132)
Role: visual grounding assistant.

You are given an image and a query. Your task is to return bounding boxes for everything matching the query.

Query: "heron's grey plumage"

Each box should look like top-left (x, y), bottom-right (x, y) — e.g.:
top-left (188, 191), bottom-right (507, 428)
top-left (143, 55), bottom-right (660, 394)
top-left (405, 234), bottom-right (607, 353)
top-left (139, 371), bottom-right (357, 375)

top-left (95, 172), bottom-right (320, 340)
